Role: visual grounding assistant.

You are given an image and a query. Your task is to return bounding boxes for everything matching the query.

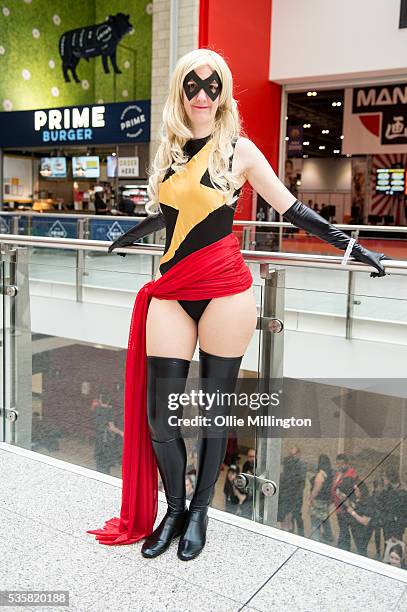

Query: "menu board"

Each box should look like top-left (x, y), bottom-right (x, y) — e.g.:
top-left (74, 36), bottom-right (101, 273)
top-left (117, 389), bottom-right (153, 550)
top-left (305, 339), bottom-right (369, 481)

top-left (72, 156), bottom-right (100, 179)
top-left (40, 157), bottom-right (67, 178)
top-left (376, 168), bottom-right (405, 195)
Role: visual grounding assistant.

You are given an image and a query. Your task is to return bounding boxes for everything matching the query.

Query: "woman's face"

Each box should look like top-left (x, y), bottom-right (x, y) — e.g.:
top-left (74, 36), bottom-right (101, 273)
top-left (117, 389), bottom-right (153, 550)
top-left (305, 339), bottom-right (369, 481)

top-left (389, 551), bottom-right (402, 567)
top-left (182, 64), bottom-right (220, 131)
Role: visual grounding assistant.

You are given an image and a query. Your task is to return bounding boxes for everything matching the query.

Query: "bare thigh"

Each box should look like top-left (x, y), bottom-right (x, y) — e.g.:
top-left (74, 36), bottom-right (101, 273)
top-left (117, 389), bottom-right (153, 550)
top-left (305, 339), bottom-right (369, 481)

top-left (146, 296), bottom-right (198, 359)
top-left (198, 286), bottom-right (258, 357)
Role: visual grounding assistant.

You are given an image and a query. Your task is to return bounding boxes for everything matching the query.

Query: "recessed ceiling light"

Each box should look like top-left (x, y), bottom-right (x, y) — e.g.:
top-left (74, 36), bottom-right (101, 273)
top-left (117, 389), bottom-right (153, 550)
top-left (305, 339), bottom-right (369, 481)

top-left (340, 135), bottom-right (344, 139)
top-left (319, 145), bottom-right (326, 150)
top-left (303, 141), bottom-right (310, 145)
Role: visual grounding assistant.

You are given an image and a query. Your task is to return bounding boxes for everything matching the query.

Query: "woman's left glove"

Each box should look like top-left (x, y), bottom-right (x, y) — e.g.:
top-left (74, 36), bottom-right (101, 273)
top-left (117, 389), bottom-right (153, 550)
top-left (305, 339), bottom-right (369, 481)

top-left (282, 199), bottom-right (392, 277)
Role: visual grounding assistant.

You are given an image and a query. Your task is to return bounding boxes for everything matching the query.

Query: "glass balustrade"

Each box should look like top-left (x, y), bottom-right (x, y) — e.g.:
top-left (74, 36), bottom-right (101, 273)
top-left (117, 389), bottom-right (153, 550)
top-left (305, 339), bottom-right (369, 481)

top-left (1, 236), bottom-right (406, 573)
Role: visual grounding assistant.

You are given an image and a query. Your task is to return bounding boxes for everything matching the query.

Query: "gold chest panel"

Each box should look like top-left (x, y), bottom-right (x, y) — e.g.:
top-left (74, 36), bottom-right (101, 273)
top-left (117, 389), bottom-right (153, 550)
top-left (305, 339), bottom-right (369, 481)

top-left (158, 140), bottom-right (226, 265)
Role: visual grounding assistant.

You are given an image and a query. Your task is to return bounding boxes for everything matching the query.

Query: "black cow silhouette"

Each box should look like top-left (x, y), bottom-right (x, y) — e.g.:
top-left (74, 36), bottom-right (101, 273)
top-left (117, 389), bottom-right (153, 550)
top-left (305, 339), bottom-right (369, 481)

top-left (59, 13), bottom-right (133, 83)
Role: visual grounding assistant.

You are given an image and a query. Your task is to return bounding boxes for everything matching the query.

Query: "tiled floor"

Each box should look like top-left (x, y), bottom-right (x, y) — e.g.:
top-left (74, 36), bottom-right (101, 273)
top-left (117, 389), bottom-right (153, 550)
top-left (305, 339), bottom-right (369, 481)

top-left (0, 447), bottom-right (406, 612)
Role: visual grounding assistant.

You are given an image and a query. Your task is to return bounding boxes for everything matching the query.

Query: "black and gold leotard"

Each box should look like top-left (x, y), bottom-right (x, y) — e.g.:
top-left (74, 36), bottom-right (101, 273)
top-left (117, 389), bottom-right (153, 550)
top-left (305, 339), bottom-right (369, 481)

top-left (158, 135), bottom-right (241, 322)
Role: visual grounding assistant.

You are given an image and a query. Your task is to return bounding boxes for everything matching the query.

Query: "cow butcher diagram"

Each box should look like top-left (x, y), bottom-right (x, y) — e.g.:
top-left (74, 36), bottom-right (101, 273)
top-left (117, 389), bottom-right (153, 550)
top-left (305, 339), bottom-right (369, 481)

top-left (59, 13), bottom-right (133, 83)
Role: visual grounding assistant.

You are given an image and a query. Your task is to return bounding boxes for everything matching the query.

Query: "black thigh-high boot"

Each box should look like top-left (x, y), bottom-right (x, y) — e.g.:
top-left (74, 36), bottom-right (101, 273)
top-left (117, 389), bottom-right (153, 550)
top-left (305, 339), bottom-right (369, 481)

top-left (141, 356), bottom-right (191, 558)
top-left (177, 347), bottom-right (243, 561)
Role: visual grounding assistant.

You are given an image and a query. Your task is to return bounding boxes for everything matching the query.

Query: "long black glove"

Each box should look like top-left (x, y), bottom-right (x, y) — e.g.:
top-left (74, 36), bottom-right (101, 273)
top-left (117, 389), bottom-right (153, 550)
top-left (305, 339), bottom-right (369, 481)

top-left (107, 212), bottom-right (165, 257)
top-left (282, 200), bottom-right (391, 277)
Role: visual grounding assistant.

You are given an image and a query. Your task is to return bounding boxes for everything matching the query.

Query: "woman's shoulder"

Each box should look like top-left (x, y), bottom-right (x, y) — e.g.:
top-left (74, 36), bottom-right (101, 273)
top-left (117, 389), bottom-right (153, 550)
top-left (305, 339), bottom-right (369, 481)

top-left (233, 136), bottom-right (262, 173)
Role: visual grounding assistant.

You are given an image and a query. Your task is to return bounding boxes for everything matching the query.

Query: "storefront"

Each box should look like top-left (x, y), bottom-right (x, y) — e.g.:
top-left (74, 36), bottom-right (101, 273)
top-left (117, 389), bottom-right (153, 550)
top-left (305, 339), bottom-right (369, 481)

top-left (0, 0), bottom-right (152, 224)
top-left (0, 100), bottom-right (151, 216)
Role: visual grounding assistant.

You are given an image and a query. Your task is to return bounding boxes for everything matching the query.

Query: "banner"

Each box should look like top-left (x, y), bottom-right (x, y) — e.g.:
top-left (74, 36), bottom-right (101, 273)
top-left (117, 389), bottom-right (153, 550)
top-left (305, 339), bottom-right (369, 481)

top-left (0, 101), bottom-right (150, 147)
top-left (343, 84), bottom-right (407, 154)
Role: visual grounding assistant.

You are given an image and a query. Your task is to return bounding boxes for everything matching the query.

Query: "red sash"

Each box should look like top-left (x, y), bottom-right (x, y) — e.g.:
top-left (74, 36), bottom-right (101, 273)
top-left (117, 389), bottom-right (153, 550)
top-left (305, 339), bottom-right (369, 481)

top-left (86, 232), bottom-right (252, 545)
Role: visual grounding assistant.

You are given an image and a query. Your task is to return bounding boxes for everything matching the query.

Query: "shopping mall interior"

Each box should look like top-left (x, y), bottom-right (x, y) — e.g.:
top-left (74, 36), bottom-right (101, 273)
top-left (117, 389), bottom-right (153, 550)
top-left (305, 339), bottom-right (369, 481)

top-left (1, 0), bottom-right (407, 610)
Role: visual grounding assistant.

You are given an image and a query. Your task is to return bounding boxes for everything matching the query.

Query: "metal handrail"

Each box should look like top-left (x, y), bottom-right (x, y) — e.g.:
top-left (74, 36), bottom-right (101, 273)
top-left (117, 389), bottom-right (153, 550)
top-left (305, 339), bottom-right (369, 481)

top-left (1, 210), bottom-right (407, 233)
top-left (1, 233), bottom-right (406, 275)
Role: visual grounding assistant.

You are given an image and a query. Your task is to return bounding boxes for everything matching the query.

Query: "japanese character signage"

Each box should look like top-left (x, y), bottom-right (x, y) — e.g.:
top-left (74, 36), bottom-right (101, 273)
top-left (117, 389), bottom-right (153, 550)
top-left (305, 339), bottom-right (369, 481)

top-left (342, 84), bottom-right (407, 154)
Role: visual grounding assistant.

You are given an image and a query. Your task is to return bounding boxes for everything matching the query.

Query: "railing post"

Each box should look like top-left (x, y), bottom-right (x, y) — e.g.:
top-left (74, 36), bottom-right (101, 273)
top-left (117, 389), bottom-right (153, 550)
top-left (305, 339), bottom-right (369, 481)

top-left (254, 264), bottom-right (285, 526)
top-left (0, 244), bottom-right (32, 447)
top-left (76, 219), bottom-right (86, 303)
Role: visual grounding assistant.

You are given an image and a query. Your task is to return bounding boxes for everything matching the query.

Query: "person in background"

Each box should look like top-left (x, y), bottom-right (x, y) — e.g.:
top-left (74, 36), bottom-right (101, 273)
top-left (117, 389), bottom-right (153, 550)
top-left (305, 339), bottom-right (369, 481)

top-left (117, 196), bottom-right (136, 216)
top-left (331, 453), bottom-right (358, 550)
top-left (185, 473), bottom-right (196, 501)
top-left (371, 477), bottom-right (385, 559)
top-left (288, 446), bottom-right (307, 536)
top-left (94, 191), bottom-right (109, 215)
top-left (319, 203), bottom-right (330, 220)
top-left (223, 464), bottom-right (251, 517)
top-left (92, 392), bottom-right (120, 475)
top-left (309, 454), bottom-right (334, 543)
top-left (387, 543), bottom-right (406, 569)
top-left (341, 479), bottom-right (377, 557)
top-left (381, 466), bottom-right (407, 545)
top-left (242, 448), bottom-right (256, 476)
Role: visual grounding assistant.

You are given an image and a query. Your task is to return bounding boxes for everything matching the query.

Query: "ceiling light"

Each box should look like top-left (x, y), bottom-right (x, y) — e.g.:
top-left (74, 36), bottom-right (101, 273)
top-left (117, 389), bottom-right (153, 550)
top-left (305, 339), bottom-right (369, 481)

top-left (333, 149), bottom-right (340, 154)
top-left (303, 154), bottom-right (308, 158)
top-left (321, 129), bottom-right (330, 134)
top-left (319, 145), bottom-right (325, 150)
top-left (285, 136), bottom-right (289, 141)
top-left (340, 135), bottom-right (344, 139)
top-left (303, 123), bottom-right (311, 128)
top-left (303, 141), bottom-right (310, 145)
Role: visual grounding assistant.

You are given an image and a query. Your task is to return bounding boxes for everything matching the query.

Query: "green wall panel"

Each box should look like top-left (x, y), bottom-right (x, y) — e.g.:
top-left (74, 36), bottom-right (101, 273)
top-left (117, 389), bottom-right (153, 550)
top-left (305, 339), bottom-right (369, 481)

top-left (0, 0), bottom-right (152, 112)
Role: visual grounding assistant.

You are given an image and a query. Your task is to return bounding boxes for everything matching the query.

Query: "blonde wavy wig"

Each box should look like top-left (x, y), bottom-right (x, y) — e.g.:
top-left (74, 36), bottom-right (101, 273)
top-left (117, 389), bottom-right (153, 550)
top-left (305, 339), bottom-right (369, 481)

top-left (146, 48), bottom-right (246, 214)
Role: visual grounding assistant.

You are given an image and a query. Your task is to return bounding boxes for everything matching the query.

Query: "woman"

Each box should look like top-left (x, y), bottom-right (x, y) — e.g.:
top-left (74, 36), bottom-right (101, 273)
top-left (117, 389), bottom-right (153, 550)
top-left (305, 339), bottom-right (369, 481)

top-left (87, 48), bottom-right (389, 561)
top-left (387, 543), bottom-right (406, 569)
top-left (309, 454), bottom-right (334, 543)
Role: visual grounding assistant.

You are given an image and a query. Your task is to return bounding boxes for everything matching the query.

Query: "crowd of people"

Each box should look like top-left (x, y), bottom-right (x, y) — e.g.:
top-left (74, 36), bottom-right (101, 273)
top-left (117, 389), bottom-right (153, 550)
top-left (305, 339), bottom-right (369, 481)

top-left (276, 446), bottom-right (407, 569)
top-left (88, 395), bottom-right (407, 569)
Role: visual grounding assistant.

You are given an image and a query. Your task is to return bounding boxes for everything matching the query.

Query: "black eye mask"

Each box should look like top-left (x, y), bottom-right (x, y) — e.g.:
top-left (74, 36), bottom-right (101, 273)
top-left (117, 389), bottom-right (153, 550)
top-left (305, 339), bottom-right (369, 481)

top-left (182, 69), bottom-right (222, 101)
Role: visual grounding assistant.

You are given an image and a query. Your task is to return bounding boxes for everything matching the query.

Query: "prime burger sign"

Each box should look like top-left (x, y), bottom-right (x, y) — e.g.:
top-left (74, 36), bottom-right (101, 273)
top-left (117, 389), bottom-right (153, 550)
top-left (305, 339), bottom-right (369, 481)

top-left (34, 105), bottom-right (106, 142)
top-left (0, 100), bottom-right (150, 147)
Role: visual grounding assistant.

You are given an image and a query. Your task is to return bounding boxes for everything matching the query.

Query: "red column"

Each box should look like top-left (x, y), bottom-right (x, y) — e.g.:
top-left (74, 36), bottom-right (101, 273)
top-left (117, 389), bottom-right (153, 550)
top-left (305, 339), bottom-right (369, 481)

top-left (199, 0), bottom-right (281, 220)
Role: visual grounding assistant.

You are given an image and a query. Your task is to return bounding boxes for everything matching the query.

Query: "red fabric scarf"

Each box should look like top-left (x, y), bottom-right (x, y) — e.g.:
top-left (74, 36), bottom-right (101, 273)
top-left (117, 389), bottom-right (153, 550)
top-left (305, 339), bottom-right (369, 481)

top-left (86, 232), bottom-right (252, 545)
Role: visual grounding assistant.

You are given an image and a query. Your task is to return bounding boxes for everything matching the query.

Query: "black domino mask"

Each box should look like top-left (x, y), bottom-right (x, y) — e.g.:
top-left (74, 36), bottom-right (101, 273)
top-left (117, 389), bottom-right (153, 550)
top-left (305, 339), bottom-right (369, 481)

top-left (182, 69), bottom-right (222, 102)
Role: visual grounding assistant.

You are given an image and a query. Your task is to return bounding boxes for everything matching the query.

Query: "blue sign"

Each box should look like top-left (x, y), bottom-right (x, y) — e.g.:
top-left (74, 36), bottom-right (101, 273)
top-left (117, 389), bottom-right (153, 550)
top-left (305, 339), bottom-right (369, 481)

top-left (90, 218), bottom-right (144, 242)
top-left (0, 100), bottom-right (150, 147)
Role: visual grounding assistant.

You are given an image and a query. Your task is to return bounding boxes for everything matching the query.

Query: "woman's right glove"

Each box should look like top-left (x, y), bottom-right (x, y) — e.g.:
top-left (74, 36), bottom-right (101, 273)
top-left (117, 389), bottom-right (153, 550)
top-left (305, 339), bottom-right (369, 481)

top-left (107, 212), bottom-right (165, 257)
top-left (282, 200), bottom-right (392, 277)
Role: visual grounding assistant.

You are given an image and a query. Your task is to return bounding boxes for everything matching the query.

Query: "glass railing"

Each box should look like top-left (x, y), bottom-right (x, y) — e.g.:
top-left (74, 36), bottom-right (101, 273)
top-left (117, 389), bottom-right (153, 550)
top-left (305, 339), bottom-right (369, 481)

top-left (1, 234), bottom-right (406, 573)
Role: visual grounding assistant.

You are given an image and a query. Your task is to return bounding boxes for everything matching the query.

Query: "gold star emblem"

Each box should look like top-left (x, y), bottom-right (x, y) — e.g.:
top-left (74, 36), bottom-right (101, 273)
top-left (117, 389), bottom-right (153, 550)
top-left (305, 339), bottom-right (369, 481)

top-left (158, 140), bottom-right (226, 265)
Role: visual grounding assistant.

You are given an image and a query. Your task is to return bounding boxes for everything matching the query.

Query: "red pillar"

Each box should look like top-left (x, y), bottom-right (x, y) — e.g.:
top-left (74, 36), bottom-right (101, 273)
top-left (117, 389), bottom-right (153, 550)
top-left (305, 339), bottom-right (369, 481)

top-left (199, 0), bottom-right (281, 220)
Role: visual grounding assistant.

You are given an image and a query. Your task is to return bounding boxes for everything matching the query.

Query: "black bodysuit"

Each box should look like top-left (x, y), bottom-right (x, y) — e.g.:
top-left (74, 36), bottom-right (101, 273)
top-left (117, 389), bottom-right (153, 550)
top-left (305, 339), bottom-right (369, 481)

top-left (158, 135), bottom-right (241, 322)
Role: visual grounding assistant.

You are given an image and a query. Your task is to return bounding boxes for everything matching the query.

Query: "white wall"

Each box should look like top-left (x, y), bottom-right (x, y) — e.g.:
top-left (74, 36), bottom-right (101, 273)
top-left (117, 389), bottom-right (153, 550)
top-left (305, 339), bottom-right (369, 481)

top-left (270, 0), bottom-right (407, 84)
top-left (301, 158), bottom-right (351, 191)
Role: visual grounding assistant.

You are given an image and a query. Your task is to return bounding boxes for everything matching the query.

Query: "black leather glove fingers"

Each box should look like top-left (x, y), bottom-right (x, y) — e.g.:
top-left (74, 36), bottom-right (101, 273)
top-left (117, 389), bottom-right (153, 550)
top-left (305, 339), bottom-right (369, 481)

top-left (350, 246), bottom-right (392, 278)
